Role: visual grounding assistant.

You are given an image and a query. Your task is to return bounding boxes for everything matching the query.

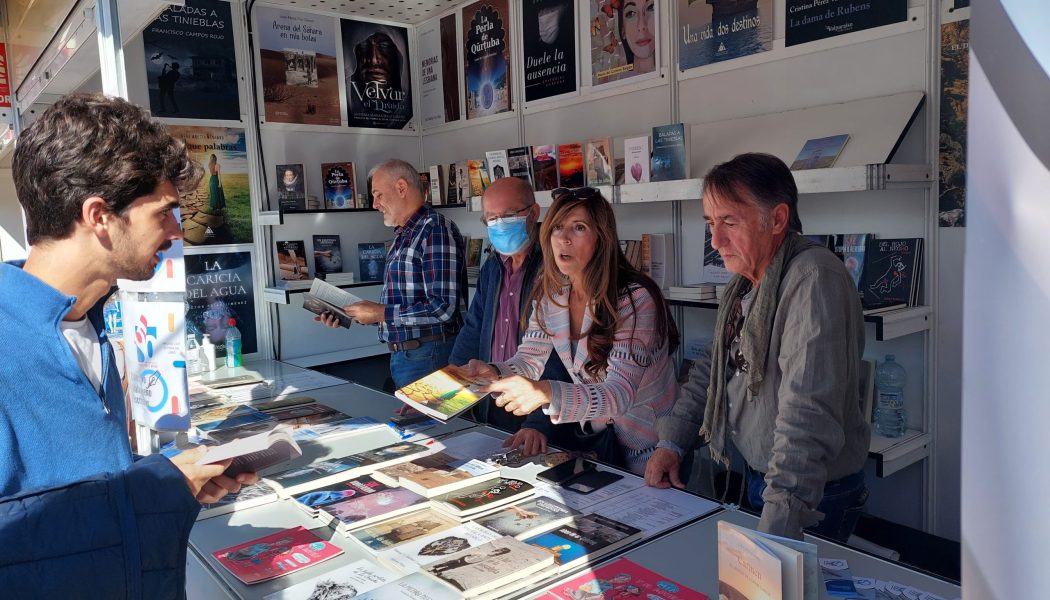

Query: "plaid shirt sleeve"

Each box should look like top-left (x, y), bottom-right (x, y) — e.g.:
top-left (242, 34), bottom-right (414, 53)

top-left (384, 217), bottom-right (464, 327)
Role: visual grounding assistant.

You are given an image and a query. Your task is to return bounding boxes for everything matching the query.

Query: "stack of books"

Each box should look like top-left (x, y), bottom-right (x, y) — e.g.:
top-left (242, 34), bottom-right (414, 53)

top-left (667, 284), bottom-right (718, 303)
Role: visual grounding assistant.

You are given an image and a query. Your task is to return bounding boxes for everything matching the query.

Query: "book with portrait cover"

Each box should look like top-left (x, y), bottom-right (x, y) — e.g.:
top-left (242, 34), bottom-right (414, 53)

top-left (589, 0), bottom-right (659, 87)
top-left (456, 162), bottom-right (471, 203)
top-left (311, 477), bottom-right (429, 531)
top-left (623, 136), bottom-right (650, 184)
top-left (532, 144), bottom-right (559, 191)
top-left (349, 508), bottom-right (462, 553)
top-left (522, 0), bottom-right (577, 102)
top-left (475, 495), bottom-right (579, 539)
top-left (358, 242), bottom-right (388, 282)
top-left (185, 251), bottom-right (257, 355)
top-left (557, 142), bottom-right (585, 188)
top-left (213, 526), bottom-right (343, 585)
top-left (651, 123), bottom-right (689, 182)
top-left (463, 0), bottom-right (513, 119)
top-left (547, 557), bottom-right (710, 599)
top-left (507, 146), bottom-right (534, 184)
top-left (312, 234), bottom-right (343, 278)
top-left (422, 536), bottom-right (555, 597)
top-left (524, 514), bottom-right (642, 573)
top-left (790, 134), bottom-right (851, 170)
top-left (342, 19), bottom-right (414, 129)
top-left (584, 137), bottom-right (614, 187)
top-left (833, 233), bottom-right (874, 296)
top-left (321, 162), bottom-right (357, 209)
top-left (275, 240), bottom-right (309, 281)
top-left (276, 163), bottom-right (307, 211)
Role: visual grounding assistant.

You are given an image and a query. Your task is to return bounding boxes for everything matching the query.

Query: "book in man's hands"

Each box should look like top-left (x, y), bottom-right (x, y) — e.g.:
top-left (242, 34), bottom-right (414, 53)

top-left (301, 277), bottom-right (364, 328)
top-left (196, 428), bottom-right (303, 477)
top-left (213, 526), bottom-right (342, 585)
top-left (422, 536), bottom-right (555, 597)
top-left (394, 367), bottom-right (493, 421)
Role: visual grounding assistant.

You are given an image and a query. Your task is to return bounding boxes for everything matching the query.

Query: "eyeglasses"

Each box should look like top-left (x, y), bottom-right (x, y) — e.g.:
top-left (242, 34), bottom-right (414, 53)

top-left (480, 204), bottom-right (532, 226)
top-left (551, 187), bottom-right (601, 203)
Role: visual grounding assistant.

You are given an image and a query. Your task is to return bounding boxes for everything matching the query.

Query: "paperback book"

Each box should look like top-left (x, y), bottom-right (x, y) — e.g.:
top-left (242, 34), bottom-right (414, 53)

top-left (355, 572), bottom-right (461, 600)
top-left (358, 242), bottom-right (389, 282)
top-left (484, 150), bottom-right (510, 181)
top-left (859, 238), bottom-right (923, 310)
top-left (446, 162), bottom-right (459, 203)
top-left (524, 514), bottom-right (642, 573)
top-left (702, 224), bottom-right (732, 284)
top-left (262, 558), bottom-right (398, 600)
top-left (198, 480), bottom-right (278, 521)
top-left (422, 536), bottom-right (555, 597)
top-left (349, 507), bottom-right (462, 553)
top-left (456, 163), bottom-right (471, 204)
top-left (276, 163), bottom-right (307, 211)
top-left (419, 171), bottom-right (432, 204)
top-left (717, 520), bottom-right (820, 600)
top-left (790, 134), bottom-right (851, 170)
top-left (429, 165), bottom-right (445, 205)
top-left (311, 234), bottom-right (343, 279)
top-left (275, 240), bottom-right (309, 281)
top-left (301, 278), bottom-right (364, 328)
top-left (507, 146), bottom-right (533, 184)
top-left (584, 138), bottom-right (614, 187)
top-left (212, 526), bottom-right (343, 585)
top-left (374, 451), bottom-right (500, 498)
top-left (474, 495), bottom-right (579, 539)
top-left (557, 142), bottom-right (585, 189)
top-left (320, 162), bottom-right (357, 210)
top-left (196, 428), bottom-right (303, 477)
top-left (467, 159), bottom-right (487, 197)
top-left (432, 477), bottom-right (535, 518)
top-left (319, 480), bottom-right (430, 531)
top-left (546, 557), bottom-right (709, 599)
top-left (834, 233), bottom-right (874, 298)
top-left (192, 404), bottom-right (272, 431)
top-left (532, 145), bottom-right (559, 191)
top-left (651, 123), bottom-right (689, 182)
top-left (378, 521), bottom-right (502, 573)
top-left (265, 441), bottom-right (429, 496)
top-left (623, 136), bottom-right (651, 184)
top-left (393, 367), bottom-right (493, 422)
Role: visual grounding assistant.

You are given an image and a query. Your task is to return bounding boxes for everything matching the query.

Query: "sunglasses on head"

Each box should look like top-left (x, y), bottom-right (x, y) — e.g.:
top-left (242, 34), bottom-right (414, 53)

top-left (551, 187), bottom-right (602, 203)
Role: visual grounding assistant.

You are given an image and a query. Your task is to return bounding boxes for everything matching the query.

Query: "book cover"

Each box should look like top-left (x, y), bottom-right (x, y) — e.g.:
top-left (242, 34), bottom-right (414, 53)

top-left (342, 19), bottom-right (414, 129)
top-left (790, 134), bottom-right (851, 170)
top-left (429, 165), bottom-right (445, 205)
top-left (467, 159), bottom-right (487, 197)
top-left (212, 526), bottom-right (343, 585)
top-left (834, 233), bottom-right (873, 295)
top-left (323, 484), bottom-right (429, 530)
top-left (350, 508), bottom-right (462, 552)
top-left (456, 162), bottom-right (471, 203)
top-left (197, 428), bottom-right (303, 477)
top-left (419, 171), bottom-right (432, 204)
top-left (466, 238), bottom-right (484, 269)
top-left (198, 480), bottom-right (278, 521)
top-left (507, 146), bottom-right (534, 184)
top-left (262, 558), bottom-right (398, 600)
top-left (522, 0), bottom-right (578, 102)
top-left (422, 536), bottom-right (555, 596)
top-left (463, 0), bottom-right (513, 119)
top-left (355, 572), bottom-right (461, 600)
top-left (264, 402), bottom-right (351, 434)
top-left (474, 495), bottom-right (579, 539)
top-left (589, 0), bottom-right (659, 87)
top-left (358, 242), bottom-right (389, 282)
top-left (266, 441), bottom-right (428, 494)
top-left (276, 163), bottom-right (307, 211)
top-left (321, 162), bottom-right (356, 209)
top-left (167, 126), bottom-right (251, 246)
top-left (379, 522), bottom-right (503, 573)
top-left (275, 240), bottom-right (309, 281)
top-left (548, 557), bottom-right (710, 599)
top-left (524, 514), bottom-right (642, 572)
top-left (651, 124), bottom-right (689, 182)
top-left (446, 162), bottom-right (460, 203)
top-left (702, 224), bottom-right (732, 284)
top-left (394, 367), bottom-right (493, 422)
top-left (584, 137), bottom-right (614, 187)
top-left (679, 0), bottom-right (773, 70)
top-left (312, 234), bottom-right (343, 278)
top-left (557, 142), bottom-right (585, 189)
top-left (433, 478), bottom-right (534, 517)
top-left (717, 520), bottom-right (784, 600)
top-left (485, 150), bottom-right (511, 181)
top-left (642, 233), bottom-right (674, 288)
top-left (532, 145), bottom-right (559, 191)
top-left (623, 136), bottom-right (650, 184)
top-left (786, 0), bottom-right (907, 47)
top-left (859, 238), bottom-right (923, 310)
top-left (293, 475), bottom-right (394, 512)
top-left (375, 451), bottom-right (499, 498)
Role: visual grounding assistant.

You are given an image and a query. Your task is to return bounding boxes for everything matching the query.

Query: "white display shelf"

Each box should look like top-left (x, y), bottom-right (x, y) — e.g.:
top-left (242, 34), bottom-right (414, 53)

top-left (866, 305), bottom-right (932, 341)
top-left (869, 429), bottom-right (932, 478)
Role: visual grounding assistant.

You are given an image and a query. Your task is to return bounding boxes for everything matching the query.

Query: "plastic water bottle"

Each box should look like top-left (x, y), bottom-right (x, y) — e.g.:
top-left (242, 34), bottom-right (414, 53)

top-left (185, 334), bottom-right (202, 376)
top-left (874, 354), bottom-right (907, 438)
top-left (225, 318), bottom-right (243, 369)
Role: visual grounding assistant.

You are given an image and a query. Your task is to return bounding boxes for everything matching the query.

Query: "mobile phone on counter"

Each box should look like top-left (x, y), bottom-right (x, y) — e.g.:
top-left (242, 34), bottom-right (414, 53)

top-left (536, 456), bottom-right (596, 485)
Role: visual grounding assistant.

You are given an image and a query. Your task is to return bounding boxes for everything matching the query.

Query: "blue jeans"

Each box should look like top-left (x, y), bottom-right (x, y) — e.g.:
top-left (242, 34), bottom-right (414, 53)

top-left (388, 339), bottom-right (456, 389)
top-left (745, 464), bottom-right (868, 542)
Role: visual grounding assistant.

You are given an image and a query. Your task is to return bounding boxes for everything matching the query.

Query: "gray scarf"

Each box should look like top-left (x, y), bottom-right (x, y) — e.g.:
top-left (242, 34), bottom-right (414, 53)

top-left (699, 233), bottom-right (818, 466)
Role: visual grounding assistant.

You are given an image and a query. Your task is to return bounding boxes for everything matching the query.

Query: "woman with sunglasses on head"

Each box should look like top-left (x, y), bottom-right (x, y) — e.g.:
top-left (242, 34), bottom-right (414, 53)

top-left (461, 188), bottom-right (678, 475)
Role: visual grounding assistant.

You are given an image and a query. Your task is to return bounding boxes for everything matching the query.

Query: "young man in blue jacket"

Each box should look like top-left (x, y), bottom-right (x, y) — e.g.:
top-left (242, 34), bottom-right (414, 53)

top-left (447, 177), bottom-right (571, 454)
top-left (0, 93), bottom-right (258, 598)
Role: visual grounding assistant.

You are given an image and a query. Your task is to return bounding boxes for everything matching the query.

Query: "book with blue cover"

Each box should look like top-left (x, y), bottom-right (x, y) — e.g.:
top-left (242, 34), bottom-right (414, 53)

top-left (791, 134), bottom-right (850, 170)
top-left (312, 234), bottom-right (344, 279)
top-left (650, 123), bottom-right (689, 182)
top-left (321, 162), bottom-right (356, 209)
top-left (358, 242), bottom-right (388, 282)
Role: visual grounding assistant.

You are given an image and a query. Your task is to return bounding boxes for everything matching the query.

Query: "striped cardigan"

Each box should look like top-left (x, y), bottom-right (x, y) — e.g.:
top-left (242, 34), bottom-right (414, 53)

top-left (494, 285), bottom-right (677, 474)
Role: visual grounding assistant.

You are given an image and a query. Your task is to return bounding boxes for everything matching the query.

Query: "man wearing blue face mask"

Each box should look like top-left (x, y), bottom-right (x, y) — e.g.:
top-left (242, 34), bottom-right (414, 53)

top-left (449, 177), bottom-right (570, 449)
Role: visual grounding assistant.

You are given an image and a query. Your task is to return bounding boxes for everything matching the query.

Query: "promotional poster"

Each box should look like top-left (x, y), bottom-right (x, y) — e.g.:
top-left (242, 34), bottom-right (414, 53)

top-left (785, 0), bottom-right (908, 47)
top-left (463, 0), bottom-right (513, 119)
top-left (522, 0), bottom-right (577, 102)
top-left (143, 0), bottom-right (240, 120)
top-left (440, 14), bottom-right (461, 122)
top-left (185, 251), bottom-right (258, 355)
top-left (418, 20), bottom-right (445, 128)
top-left (342, 19), bottom-right (414, 129)
top-left (122, 300), bottom-right (189, 431)
top-left (167, 126), bottom-right (252, 246)
top-left (678, 0), bottom-right (772, 70)
top-left (255, 6), bottom-right (340, 126)
top-left (590, 0), bottom-right (658, 86)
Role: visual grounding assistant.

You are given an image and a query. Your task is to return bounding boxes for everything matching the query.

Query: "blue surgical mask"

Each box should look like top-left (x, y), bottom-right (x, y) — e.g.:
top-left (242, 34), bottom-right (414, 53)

top-left (487, 216), bottom-right (530, 256)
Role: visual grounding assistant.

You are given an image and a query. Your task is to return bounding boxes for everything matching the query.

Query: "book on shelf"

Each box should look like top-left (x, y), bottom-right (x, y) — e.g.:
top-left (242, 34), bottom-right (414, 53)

top-left (474, 495), bottom-right (580, 539)
top-left (456, 162), bottom-right (471, 203)
top-left (545, 557), bottom-right (710, 599)
top-left (198, 480), bottom-right (278, 521)
top-left (311, 234), bottom-right (344, 279)
top-left (790, 134), bottom-right (851, 170)
top-left (833, 233), bottom-right (874, 297)
top-left (349, 507), bottom-right (463, 553)
top-left (373, 451), bottom-right (500, 498)
top-left (466, 237), bottom-right (484, 269)
top-left (859, 237), bottom-right (923, 310)
top-left (432, 477), bottom-right (535, 518)
top-left (301, 277), bottom-right (364, 328)
top-left (524, 513), bottom-right (643, 573)
top-left (358, 241), bottom-right (389, 282)
top-left (623, 135), bottom-right (651, 184)
top-left (419, 171), bottom-right (432, 204)
top-left (354, 572), bottom-right (461, 600)
top-left (532, 145), bottom-right (559, 191)
top-left (393, 366), bottom-right (494, 422)
top-left (718, 520), bottom-right (820, 600)
top-left (484, 150), bottom-right (510, 182)
top-left (377, 521), bottom-right (503, 573)
top-left (265, 441), bottom-right (430, 496)
top-left (262, 558), bottom-right (398, 600)
top-left (702, 224), bottom-right (733, 284)
top-left (668, 284), bottom-right (717, 300)
top-left (804, 234), bottom-right (834, 249)
top-left (429, 165), bottom-right (445, 205)
top-left (584, 137), bottom-right (615, 187)
top-left (642, 233), bottom-right (674, 288)
top-left (651, 123), bottom-right (689, 182)
top-left (445, 162), bottom-right (459, 203)
top-left (317, 478), bottom-right (430, 532)
top-left (196, 427), bottom-right (303, 477)
top-left (212, 526), bottom-right (342, 585)
top-left (557, 142), bottom-right (585, 189)
top-left (320, 162), bottom-right (357, 210)
top-left (507, 146), bottom-right (533, 185)
top-left (275, 240), bottom-right (309, 281)
top-left (421, 535), bottom-right (556, 597)
top-left (467, 159), bottom-right (487, 197)
top-left (276, 163), bottom-right (307, 211)
top-left (861, 303), bottom-right (908, 316)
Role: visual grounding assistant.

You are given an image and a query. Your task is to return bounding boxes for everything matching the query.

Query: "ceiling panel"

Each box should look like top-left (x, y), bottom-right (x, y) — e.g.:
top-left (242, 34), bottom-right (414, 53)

top-left (259, 0), bottom-right (461, 24)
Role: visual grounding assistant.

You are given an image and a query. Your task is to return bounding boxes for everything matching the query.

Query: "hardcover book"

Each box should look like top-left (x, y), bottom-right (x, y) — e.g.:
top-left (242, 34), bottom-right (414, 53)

top-left (859, 238), bottom-right (923, 310)
top-left (623, 136), bottom-right (651, 184)
top-left (262, 558), bottom-right (398, 600)
top-left (378, 522), bottom-right (502, 573)
top-left (532, 145), bottom-right (559, 191)
top-left (474, 495), bottom-right (579, 539)
top-left (484, 150), bottom-right (510, 181)
top-left (358, 242), bottom-right (389, 282)
top-left (213, 526), bottom-right (343, 585)
top-left (275, 240), bottom-right (309, 281)
top-left (393, 367), bottom-right (493, 422)
top-left (507, 146), bottom-right (533, 185)
top-left (321, 162), bottom-right (356, 210)
top-left (557, 142), bottom-right (585, 189)
top-left (651, 123), bottom-right (689, 182)
top-left (524, 514), bottom-right (642, 573)
top-left (432, 477), bottom-right (535, 518)
top-left (276, 163), bottom-right (307, 211)
top-left (584, 137), bottom-right (614, 187)
top-left (265, 441), bottom-right (429, 496)
top-left (374, 451), bottom-right (500, 498)
top-left (312, 234), bottom-right (343, 279)
top-left (790, 134), bottom-right (851, 170)
top-left (422, 536), bottom-right (555, 597)
top-left (349, 507), bottom-right (462, 552)
top-left (547, 557), bottom-right (710, 599)
top-left (429, 165), bottom-right (445, 205)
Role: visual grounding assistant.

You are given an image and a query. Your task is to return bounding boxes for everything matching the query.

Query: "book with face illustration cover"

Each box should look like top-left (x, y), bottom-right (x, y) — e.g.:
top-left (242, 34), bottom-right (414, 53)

top-left (377, 521), bottom-right (502, 573)
top-left (474, 494), bottom-right (579, 539)
top-left (422, 536), bottom-right (555, 596)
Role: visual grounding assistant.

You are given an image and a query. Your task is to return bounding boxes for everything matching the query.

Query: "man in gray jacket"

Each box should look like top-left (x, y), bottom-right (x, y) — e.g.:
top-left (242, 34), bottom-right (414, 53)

top-left (644, 153), bottom-right (870, 541)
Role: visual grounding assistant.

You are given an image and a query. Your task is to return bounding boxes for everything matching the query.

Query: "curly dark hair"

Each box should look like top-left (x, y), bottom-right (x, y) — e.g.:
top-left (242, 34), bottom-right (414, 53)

top-left (12, 93), bottom-right (203, 245)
